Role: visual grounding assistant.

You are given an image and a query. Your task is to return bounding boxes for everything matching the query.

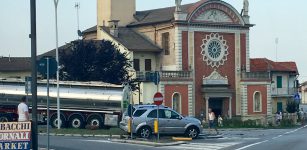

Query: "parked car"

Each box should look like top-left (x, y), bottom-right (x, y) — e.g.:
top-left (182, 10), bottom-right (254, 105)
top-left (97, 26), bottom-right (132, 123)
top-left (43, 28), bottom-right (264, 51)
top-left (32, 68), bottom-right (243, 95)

top-left (119, 105), bottom-right (202, 139)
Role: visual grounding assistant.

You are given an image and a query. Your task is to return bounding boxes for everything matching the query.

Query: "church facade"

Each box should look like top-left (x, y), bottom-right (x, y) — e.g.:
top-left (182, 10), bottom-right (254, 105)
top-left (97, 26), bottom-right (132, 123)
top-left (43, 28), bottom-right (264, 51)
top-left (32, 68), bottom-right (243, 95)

top-left (82, 0), bottom-right (298, 122)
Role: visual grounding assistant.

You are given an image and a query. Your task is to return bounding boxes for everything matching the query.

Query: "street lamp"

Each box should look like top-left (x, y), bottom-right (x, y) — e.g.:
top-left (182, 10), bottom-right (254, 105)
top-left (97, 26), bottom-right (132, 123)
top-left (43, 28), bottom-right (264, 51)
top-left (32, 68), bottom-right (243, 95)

top-left (53, 0), bottom-right (61, 129)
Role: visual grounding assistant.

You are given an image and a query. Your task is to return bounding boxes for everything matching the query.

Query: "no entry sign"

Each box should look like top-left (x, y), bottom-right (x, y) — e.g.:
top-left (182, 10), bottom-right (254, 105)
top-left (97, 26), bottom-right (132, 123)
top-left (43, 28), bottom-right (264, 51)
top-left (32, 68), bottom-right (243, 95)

top-left (153, 92), bottom-right (163, 105)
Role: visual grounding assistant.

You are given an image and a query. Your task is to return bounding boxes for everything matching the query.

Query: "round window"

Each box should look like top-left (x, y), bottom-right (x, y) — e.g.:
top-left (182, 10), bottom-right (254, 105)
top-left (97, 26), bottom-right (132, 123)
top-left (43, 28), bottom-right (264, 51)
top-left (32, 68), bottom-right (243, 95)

top-left (200, 33), bottom-right (229, 68)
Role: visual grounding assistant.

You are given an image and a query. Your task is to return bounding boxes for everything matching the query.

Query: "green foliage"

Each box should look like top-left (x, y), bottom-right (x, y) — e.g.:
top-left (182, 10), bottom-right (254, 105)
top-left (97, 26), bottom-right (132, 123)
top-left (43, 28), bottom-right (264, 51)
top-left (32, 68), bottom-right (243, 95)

top-left (222, 118), bottom-right (263, 128)
top-left (59, 40), bottom-right (132, 85)
top-left (286, 100), bottom-right (298, 113)
top-left (280, 119), bottom-right (294, 127)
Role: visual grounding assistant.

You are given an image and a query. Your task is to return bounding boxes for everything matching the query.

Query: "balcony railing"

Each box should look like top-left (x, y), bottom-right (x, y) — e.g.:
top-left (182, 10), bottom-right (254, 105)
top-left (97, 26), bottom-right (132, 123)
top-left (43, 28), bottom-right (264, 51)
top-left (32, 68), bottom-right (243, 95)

top-left (161, 71), bottom-right (191, 78)
top-left (134, 71), bottom-right (192, 81)
top-left (241, 72), bottom-right (270, 80)
top-left (271, 87), bottom-right (296, 96)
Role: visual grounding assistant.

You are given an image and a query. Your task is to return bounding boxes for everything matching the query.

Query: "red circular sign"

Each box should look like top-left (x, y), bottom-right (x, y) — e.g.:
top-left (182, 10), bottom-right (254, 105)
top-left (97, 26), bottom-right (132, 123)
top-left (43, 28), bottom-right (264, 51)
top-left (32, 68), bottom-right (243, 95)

top-left (153, 92), bottom-right (163, 105)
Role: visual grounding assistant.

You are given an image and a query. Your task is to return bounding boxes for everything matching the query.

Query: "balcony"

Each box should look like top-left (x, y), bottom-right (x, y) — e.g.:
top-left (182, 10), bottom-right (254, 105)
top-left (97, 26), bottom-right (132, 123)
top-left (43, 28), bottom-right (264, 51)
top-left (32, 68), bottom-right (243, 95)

top-left (271, 87), bottom-right (296, 96)
top-left (134, 71), bottom-right (192, 81)
top-left (241, 72), bottom-right (270, 81)
top-left (161, 71), bottom-right (191, 78)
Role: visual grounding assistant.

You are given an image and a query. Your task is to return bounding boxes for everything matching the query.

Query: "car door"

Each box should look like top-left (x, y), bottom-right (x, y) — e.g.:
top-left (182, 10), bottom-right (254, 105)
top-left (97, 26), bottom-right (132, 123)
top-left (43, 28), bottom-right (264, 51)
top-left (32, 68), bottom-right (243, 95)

top-left (146, 109), bottom-right (166, 133)
top-left (163, 109), bottom-right (186, 134)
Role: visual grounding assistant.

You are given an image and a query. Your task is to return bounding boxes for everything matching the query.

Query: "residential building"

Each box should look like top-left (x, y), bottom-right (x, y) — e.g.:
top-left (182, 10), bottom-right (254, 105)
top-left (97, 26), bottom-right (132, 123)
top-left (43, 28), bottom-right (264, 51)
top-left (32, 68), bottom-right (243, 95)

top-left (250, 58), bottom-right (299, 114)
top-left (0, 57), bottom-right (31, 79)
top-left (300, 81), bottom-right (307, 104)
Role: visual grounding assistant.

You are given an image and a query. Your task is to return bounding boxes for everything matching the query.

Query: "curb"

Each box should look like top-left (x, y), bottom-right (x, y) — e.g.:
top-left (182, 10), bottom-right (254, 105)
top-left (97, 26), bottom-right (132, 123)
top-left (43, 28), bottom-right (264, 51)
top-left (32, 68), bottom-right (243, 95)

top-left (111, 139), bottom-right (186, 147)
top-left (38, 133), bottom-right (121, 138)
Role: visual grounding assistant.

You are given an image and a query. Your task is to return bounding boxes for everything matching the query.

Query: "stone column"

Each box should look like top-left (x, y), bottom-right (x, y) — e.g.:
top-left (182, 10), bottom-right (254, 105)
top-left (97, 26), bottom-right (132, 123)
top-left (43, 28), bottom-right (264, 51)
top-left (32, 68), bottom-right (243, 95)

top-left (229, 97), bottom-right (232, 119)
top-left (205, 97), bottom-right (209, 121)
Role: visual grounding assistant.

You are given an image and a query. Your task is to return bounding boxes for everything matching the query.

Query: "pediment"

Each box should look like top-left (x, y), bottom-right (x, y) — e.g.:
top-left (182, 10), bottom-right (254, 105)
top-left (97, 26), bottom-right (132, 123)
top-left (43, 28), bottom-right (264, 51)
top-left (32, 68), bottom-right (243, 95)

top-left (194, 9), bottom-right (232, 23)
top-left (203, 70), bottom-right (228, 85)
top-left (189, 2), bottom-right (243, 24)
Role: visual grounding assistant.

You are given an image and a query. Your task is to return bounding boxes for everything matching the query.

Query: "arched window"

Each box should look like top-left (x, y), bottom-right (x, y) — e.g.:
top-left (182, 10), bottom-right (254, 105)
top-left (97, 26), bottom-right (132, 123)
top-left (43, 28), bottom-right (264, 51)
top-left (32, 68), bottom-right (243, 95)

top-left (253, 91), bottom-right (262, 112)
top-left (172, 93), bottom-right (181, 113)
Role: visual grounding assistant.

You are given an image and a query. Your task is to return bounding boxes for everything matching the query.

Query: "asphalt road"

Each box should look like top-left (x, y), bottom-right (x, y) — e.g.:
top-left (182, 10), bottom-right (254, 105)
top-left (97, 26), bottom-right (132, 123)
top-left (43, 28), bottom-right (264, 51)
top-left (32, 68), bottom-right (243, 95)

top-left (233, 125), bottom-right (307, 150)
top-left (38, 126), bottom-right (307, 150)
top-left (38, 136), bottom-right (159, 150)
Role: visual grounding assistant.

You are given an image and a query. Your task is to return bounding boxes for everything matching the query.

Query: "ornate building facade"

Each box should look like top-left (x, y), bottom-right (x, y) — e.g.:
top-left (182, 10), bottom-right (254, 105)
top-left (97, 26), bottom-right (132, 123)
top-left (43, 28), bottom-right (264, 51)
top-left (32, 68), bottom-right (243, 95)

top-left (82, 0), bottom-right (298, 122)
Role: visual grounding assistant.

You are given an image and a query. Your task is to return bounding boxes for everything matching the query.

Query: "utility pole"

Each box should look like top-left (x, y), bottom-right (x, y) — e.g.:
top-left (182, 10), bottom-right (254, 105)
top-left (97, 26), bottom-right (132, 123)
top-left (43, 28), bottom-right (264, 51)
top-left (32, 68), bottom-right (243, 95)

top-left (275, 38), bottom-right (278, 62)
top-left (30, 0), bottom-right (38, 149)
top-left (53, 0), bottom-right (61, 129)
top-left (75, 2), bottom-right (80, 39)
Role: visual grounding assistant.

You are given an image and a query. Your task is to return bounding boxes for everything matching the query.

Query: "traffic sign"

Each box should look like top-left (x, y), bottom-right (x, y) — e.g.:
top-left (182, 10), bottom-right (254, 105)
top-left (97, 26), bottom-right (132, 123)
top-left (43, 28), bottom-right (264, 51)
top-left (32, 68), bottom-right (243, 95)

top-left (25, 76), bottom-right (32, 94)
top-left (294, 93), bottom-right (300, 102)
top-left (153, 92), bottom-right (163, 105)
top-left (37, 57), bottom-right (57, 77)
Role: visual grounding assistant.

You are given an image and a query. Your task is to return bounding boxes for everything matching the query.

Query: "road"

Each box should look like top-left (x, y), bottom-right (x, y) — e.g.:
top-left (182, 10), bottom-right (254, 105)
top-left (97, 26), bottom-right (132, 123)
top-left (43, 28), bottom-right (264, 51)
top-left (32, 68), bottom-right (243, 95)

top-left (232, 125), bottom-right (307, 150)
top-left (38, 125), bottom-right (307, 150)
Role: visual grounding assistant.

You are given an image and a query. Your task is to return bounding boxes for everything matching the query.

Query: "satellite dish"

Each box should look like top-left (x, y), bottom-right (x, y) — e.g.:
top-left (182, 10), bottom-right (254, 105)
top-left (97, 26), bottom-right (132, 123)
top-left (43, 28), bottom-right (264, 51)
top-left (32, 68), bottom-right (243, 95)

top-left (77, 30), bottom-right (83, 37)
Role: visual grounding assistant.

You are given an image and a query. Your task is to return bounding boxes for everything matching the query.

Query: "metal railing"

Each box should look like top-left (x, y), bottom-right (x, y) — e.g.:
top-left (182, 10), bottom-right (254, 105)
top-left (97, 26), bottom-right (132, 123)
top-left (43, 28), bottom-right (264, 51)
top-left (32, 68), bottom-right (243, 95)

top-left (161, 71), bottom-right (191, 78)
top-left (134, 71), bottom-right (192, 81)
top-left (271, 87), bottom-right (296, 96)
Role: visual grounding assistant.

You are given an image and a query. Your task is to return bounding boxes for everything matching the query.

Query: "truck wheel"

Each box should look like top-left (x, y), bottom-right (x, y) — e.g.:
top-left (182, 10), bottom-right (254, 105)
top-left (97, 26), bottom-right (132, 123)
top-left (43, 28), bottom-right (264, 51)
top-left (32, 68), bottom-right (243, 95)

top-left (69, 115), bottom-right (85, 129)
top-left (87, 115), bottom-right (103, 128)
top-left (0, 116), bottom-right (9, 122)
top-left (50, 114), bottom-right (66, 128)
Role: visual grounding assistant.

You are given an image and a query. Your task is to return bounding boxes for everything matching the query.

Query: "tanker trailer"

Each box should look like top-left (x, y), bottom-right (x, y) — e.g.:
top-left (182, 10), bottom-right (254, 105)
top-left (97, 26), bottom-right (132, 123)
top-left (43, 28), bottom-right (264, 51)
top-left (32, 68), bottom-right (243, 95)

top-left (0, 79), bottom-right (123, 129)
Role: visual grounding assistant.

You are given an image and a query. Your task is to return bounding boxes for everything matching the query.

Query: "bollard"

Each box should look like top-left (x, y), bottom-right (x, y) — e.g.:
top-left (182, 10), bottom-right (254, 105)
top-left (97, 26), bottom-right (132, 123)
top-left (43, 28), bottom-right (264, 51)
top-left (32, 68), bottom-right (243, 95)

top-left (154, 119), bottom-right (158, 134)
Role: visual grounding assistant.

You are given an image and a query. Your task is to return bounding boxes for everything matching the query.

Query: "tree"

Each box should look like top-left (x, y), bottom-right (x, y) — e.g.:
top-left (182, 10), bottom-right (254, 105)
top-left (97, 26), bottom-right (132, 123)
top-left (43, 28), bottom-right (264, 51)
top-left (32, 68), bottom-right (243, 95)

top-left (59, 40), bottom-right (132, 84)
top-left (286, 100), bottom-right (298, 113)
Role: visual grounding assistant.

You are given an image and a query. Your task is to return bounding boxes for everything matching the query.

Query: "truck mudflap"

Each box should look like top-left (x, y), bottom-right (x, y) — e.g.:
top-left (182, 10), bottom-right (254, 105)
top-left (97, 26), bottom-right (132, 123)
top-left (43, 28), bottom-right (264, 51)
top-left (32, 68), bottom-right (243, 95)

top-left (104, 114), bottom-right (119, 127)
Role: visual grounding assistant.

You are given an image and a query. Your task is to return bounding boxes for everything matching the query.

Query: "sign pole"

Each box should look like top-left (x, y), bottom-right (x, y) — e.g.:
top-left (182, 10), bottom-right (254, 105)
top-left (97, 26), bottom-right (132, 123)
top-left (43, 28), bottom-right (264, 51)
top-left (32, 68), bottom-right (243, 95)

top-left (30, 0), bottom-right (38, 149)
top-left (46, 58), bottom-right (50, 150)
top-left (129, 85), bottom-right (133, 139)
top-left (157, 105), bottom-right (159, 142)
top-left (153, 92), bottom-right (163, 143)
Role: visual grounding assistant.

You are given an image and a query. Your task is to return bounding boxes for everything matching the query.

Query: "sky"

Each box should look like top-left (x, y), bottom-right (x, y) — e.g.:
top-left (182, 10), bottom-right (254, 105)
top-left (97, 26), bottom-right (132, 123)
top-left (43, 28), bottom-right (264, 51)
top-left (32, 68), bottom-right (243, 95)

top-left (0, 0), bottom-right (306, 81)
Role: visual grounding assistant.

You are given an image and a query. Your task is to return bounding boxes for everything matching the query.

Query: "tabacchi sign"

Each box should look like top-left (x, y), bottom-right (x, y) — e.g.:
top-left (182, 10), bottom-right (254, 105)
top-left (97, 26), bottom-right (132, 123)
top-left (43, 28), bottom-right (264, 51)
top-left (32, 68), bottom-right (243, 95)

top-left (0, 122), bottom-right (31, 150)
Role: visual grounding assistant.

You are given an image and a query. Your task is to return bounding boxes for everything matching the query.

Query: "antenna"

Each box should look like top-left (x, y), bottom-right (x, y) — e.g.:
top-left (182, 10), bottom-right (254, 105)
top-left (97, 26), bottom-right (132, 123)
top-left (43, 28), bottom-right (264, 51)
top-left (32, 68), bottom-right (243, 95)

top-left (275, 38), bottom-right (278, 62)
top-left (75, 2), bottom-right (80, 39)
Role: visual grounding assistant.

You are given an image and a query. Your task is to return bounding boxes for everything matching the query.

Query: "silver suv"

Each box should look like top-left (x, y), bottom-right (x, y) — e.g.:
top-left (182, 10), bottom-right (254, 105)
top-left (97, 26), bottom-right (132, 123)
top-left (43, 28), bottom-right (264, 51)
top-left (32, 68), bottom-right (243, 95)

top-left (119, 105), bottom-right (202, 139)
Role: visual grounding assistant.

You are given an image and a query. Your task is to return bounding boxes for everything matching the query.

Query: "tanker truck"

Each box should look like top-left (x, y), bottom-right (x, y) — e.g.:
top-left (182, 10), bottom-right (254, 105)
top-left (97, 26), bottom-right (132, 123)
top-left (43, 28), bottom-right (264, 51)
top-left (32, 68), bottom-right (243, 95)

top-left (0, 78), bottom-right (123, 129)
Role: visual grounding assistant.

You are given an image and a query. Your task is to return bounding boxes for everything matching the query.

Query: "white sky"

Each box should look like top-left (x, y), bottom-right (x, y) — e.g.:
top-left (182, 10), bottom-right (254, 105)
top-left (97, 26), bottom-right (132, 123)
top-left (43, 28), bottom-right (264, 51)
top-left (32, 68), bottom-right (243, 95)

top-left (0, 0), bottom-right (306, 81)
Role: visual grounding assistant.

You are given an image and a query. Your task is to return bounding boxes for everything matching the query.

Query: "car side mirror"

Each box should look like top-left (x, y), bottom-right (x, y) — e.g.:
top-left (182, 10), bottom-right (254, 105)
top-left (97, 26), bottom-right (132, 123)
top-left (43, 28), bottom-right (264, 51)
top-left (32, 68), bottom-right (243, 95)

top-left (178, 116), bottom-right (183, 120)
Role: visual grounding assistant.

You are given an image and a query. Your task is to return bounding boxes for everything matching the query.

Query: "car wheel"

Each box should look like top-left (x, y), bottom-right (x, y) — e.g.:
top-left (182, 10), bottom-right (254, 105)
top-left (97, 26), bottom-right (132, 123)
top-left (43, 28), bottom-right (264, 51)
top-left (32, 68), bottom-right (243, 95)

top-left (138, 126), bottom-right (152, 139)
top-left (185, 126), bottom-right (199, 139)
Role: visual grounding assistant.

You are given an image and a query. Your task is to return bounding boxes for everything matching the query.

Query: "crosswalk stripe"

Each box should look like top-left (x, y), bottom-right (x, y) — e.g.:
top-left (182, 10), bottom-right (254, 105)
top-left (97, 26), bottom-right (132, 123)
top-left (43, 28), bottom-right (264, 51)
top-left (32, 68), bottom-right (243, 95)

top-left (165, 142), bottom-right (240, 150)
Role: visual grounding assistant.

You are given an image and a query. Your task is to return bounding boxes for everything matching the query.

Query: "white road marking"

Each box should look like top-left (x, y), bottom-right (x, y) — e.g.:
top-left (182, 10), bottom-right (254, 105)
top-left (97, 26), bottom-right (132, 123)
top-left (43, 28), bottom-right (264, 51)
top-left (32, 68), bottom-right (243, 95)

top-left (272, 135), bottom-right (283, 139)
top-left (84, 139), bottom-right (112, 143)
top-left (166, 142), bottom-right (240, 150)
top-left (237, 125), bottom-right (307, 149)
top-left (235, 140), bottom-right (268, 150)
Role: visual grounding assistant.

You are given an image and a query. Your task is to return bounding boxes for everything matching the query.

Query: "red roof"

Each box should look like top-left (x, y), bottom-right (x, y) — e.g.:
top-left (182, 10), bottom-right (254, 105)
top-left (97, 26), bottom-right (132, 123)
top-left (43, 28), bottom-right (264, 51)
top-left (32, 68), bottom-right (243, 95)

top-left (250, 58), bottom-right (298, 74)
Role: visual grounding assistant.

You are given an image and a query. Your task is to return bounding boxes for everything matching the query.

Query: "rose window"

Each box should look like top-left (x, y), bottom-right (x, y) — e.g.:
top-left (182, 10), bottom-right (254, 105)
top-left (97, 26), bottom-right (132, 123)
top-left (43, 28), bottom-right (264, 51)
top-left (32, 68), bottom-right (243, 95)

top-left (208, 40), bottom-right (222, 59)
top-left (200, 33), bottom-right (229, 68)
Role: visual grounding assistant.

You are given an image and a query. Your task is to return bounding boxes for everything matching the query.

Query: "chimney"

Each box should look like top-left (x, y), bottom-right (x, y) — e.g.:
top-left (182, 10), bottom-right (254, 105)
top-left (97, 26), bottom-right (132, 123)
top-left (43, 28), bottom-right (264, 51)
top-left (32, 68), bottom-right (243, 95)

top-left (109, 20), bottom-right (119, 37)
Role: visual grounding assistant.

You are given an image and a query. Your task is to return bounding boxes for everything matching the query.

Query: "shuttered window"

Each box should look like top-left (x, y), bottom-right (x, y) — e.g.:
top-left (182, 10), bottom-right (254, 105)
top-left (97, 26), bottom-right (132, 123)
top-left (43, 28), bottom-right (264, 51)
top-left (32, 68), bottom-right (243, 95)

top-left (133, 59), bottom-right (140, 71)
top-left (145, 59), bottom-right (151, 71)
top-left (162, 32), bottom-right (170, 55)
top-left (277, 76), bottom-right (282, 88)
